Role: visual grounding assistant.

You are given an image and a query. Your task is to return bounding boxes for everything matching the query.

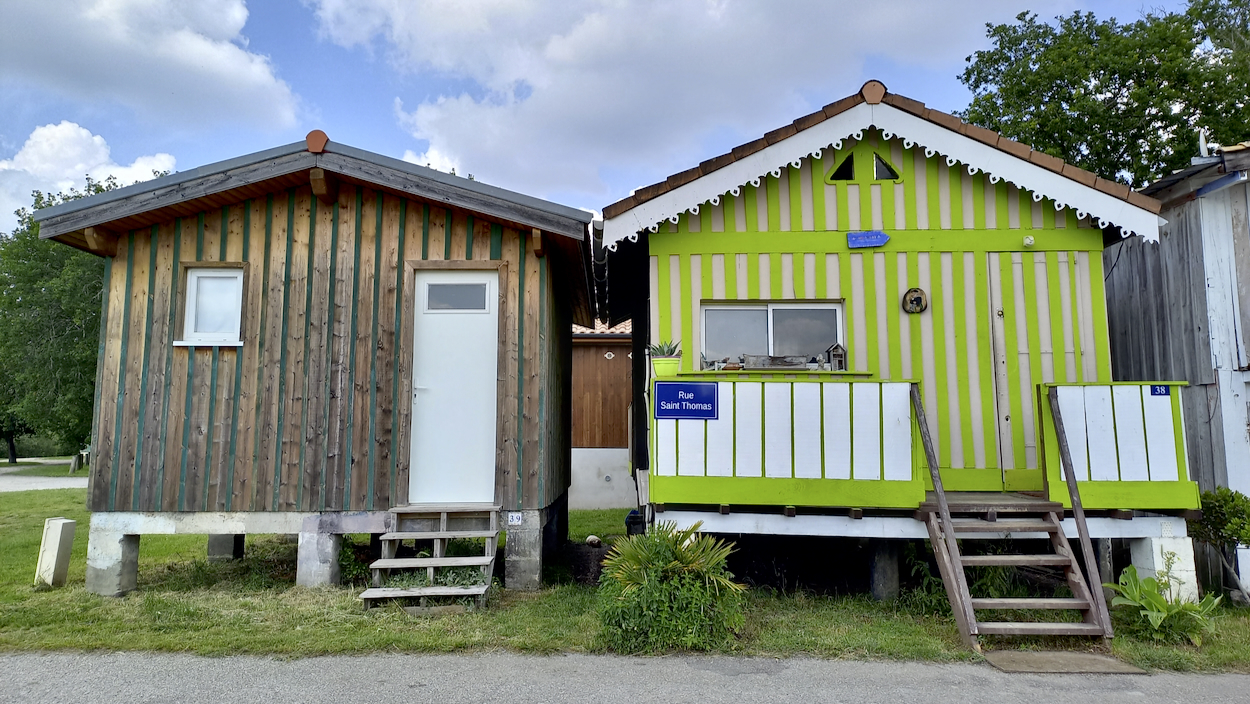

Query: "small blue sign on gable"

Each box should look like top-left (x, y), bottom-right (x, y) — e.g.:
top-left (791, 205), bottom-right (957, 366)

top-left (1150, 385), bottom-right (1171, 396)
top-left (655, 381), bottom-right (718, 420)
top-left (847, 230), bottom-right (891, 249)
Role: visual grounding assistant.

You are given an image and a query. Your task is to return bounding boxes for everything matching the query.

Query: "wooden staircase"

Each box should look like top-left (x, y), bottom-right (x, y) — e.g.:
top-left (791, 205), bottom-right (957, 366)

top-left (360, 503), bottom-right (499, 610)
top-left (911, 385), bottom-right (1113, 650)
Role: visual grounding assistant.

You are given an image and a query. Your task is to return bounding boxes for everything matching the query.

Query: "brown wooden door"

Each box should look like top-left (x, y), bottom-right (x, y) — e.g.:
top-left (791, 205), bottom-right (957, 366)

top-left (572, 342), bottom-right (632, 448)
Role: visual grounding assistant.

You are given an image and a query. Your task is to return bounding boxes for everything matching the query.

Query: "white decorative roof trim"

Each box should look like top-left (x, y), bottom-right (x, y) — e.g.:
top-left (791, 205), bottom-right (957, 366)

top-left (603, 102), bottom-right (1159, 249)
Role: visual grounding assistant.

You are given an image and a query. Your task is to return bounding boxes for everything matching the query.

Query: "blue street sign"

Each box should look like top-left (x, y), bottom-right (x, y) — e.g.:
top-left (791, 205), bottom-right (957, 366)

top-left (655, 381), bottom-right (718, 420)
top-left (847, 230), bottom-right (891, 248)
top-left (1150, 385), bottom-right (1170, 396)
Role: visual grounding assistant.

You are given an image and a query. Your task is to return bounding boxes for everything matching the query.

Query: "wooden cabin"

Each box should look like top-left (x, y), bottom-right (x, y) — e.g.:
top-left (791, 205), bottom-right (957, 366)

top-left (601, 81), bottom-right (1205, 644)
top-left (35, 131), bottom-right (594, 596)
top-left (1104, 144), bottom-right (1250, 592)
top-left (570, 320), bottom-right (636, 509)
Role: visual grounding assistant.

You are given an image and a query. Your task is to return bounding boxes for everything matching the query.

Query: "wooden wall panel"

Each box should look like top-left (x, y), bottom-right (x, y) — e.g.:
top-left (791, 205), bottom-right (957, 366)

top-left (90, 181), bottom-right (576, 513)
top-left (572, 342), bottom-right (632, 448)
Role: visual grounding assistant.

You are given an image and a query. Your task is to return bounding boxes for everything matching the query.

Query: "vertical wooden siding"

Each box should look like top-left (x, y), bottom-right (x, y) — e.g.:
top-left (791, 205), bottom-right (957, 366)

top-left (646, 129), bottom-right (1111, 476)
top-left (572, 342), bottom-right (633, 448)
top-left (90, 184), bottom-right (571, 513)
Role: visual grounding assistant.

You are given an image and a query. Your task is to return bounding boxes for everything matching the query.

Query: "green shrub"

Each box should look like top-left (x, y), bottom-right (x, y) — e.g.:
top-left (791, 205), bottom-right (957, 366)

top-left (598, 521), bottom-right (744, 653)
top-left (1105, 563), bottom-right (1221, 646)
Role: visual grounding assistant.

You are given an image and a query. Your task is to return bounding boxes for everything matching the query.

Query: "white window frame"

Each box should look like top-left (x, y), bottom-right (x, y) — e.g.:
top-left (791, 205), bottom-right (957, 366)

top-left (700, 301), bottom-right (844, 359)
top-left (177, 267), bottom-right (245, 347)
top-left (423, 281), bottom-right (492, 314)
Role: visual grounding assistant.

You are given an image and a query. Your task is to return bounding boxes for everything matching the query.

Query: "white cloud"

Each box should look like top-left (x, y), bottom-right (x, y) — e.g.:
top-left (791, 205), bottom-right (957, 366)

top-left (309, 0), bottom-right (1076, 204)
top-left (0, 0), bottom-right (297, 129)
top-left (0, 121), bottom-right (175, 234)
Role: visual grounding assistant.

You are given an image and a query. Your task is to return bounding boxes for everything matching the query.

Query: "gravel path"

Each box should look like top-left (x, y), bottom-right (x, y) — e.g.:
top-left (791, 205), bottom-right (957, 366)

top-left (0, 459), bottom-right (86, 492)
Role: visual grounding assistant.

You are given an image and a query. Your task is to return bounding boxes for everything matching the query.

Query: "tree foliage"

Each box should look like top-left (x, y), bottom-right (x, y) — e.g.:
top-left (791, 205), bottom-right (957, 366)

top-left (959, 2), bottom-right (1250, 188)
top-left (0, 177), bottom-right (119, 451)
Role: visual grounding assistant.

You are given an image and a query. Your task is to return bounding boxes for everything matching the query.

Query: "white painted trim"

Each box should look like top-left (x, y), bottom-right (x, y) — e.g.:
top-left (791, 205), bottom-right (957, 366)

top-left (660, 510), bottom-right (1187, 540)
top-left (604, 102), bottom-right (1159, 248)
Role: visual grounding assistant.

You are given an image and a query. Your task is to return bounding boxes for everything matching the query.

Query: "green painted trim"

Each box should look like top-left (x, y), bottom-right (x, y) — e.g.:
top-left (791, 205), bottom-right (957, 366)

top-left (108, 233), bottom-right (136, 512)
top-left (421, 204), bottom-right (430, 260)
top-left (901, 146), bottom-right (918, 230)
top-left (999, 254), bottom-right (1026, 470)
top-left (515, 236), bottom-right (527, 509)
top-left (1045, 251), bottom-right (1066, 384)
top-left (656, 252), bottom-right (672, 346)
top-left (319, 201), bottom-right (340, 510)
top-left (177, 344), bottom-right (195, 511)
top-left (814, 250), bottom-right (827, 299)
top-left (925, 468), bottom-right (1003, 492)
top-left (1020, 248), bottom-right (1044, 468)
top-left (389, 200), bottom-right (407, 505)
top-left (297, 198), bottom-right (318, 511)
top-left (812, 156), bottom-right (827, 232)
top-left (225, 202), bottom-right (250, 512)
top-left (769, 251), bottom-right (783, 299)
top-left (973, 251), bottom-right (999, 470)
top-left (700, 200), bottom-right (713, 233)
top-left (1067, 251), bottom-right (1086, 382)
top-left (367, 190), bottom-right (384, 509)
top-left (1042, 197), bottom-right (1056, 229)
top-left (537, 256), bottom-right (548, 503)
top-left (906, 252), bottom-right (923, 400)
top-left (840, 251), bottom-right (855, 370)
top-left (272, 189), bottom-right (297, 510)
top-left (489, 223), bottom-right (502, 260)
top-left (646, 229), bottom-right (1104, 256)
top-left (203, 336), bottom-right (220, 509)
top-left (745, 251), bottom-right (759, 301)
top-left (788, 167), bottom-right (802, 231)
top-left (444, 208), bottom-right (453, 260)
top-left (949, 164), bottom-right (964, 231)
top-left (744, 184), bottom-right (759, 233)
top-left (1070, 481), bottom-right (1201, 510)
top-left (881, 177), bottom-right (896, 231)
top-left (995, 182), bottom-right (1009, 235)
top-left (1004, 469), bottom-right (1043, 491)
top-left (766, 175), bottom-right (781, 232)
top-left (951, 252), bottom-right (975, 460)
top-left (131, 226), bottom-right (158, 510)
top-left (250, 196), bottom-right (274, 510)
top-left (465, 214), bottom-right (475, 259)
top-left (679, 254), bottom-right (693, 372)
top-left (343, 187), bottom-right (364, 507)
top-left (861, 251), bottom-right (879, 375)
top-left (972, 173), bottom-right (986, 230)
top-left (724, 251), bottom-right (738, 300)
top-left (1019, 188), bottom-right (1033, 230)
top-left (649, 475), bottom-right (924, 508)
top-left (1087, 253), bottom-right (1113, 380)
top-left (927, 253), bottom-right (950, 467)
top-left (1171, 386), bottom-right (1189, 481)
top-left (156, 219), bottom-right (184, 510)
top-left (925, 156), bottom-right (940, 231)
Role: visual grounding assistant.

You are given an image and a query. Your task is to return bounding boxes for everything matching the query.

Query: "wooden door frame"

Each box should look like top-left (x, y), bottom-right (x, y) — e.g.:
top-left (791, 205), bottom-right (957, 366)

top-left (402, 259), bottom-right (510, 506)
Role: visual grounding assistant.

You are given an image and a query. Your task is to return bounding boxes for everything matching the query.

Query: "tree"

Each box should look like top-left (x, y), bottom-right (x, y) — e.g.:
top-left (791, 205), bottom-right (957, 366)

top-left (959, 5), bottom-right (1250, 188)
top-left (0, 177), bottom-right (118, 453)
top-left (0, 369), bottom-right (32, 463)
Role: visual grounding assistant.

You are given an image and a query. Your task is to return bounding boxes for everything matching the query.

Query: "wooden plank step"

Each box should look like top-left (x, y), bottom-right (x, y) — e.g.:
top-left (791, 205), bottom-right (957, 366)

top-left (950, 519), bottom-right (1059, 533)
top-left (959, 554), bottom-right (1072, 567)
top-left (976, 621), bottom-right (1104, 636)
top-left (380, 531), bottom-right (498, 541)
top-left (390, 503), bottom-right (500, 514)
top-left (971, 597), bottom-right (1090, 610)
top-left (361, 585), bottom-right (489, 600)
top-left (370, 556), bottom-right (493, 570)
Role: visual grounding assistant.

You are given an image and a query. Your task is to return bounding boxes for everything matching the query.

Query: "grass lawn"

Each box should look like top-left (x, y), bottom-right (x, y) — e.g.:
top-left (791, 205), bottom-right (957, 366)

top-left (0, 489), bottom-right (1248, 668)
top-left (3, 463), bottom-right (76, 477)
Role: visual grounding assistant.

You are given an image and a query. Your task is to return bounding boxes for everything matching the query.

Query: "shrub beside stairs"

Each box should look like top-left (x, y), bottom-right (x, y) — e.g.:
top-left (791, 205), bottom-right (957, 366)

top-left (360, 503), bottom-right (499, 610)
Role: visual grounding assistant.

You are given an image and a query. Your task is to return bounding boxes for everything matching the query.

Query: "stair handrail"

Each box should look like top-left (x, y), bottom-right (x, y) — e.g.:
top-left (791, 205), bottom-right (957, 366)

top-left (910, 383), bottom-right (978, 635)
top-left (1046, 387), bottom-right (1114, 638)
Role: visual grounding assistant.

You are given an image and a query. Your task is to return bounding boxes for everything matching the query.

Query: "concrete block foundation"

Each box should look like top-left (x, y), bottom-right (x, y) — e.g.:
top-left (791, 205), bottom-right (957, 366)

top-left (1130, 536), bottom-right (1200, 602)
top-left (869, 540), bottom-right (899, 601)
top-left (207, 534), bottom-right (245, 561)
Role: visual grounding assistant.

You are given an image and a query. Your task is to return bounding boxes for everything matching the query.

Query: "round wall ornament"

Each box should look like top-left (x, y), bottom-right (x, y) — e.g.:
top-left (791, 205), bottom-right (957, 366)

top-left (902, 288), bottom-right (928, 314)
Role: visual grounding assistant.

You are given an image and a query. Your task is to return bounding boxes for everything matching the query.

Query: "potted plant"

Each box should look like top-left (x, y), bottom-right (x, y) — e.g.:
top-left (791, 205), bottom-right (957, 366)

top-left (648, 340), bottom-right (681, 377)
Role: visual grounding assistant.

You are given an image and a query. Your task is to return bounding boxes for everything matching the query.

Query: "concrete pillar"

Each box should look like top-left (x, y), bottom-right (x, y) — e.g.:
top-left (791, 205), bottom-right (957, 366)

top-left (296, 532), bottom-right (341, 587)
top-left (1130, 537), bottom-right (1199, 603)
top-left (869, 540), bottom-right (899, 601)
top-left (207, 534), bottom-right (245, 562)
top-left (1094, 538), bottom-right (1116, 603)
top-left (86, 528), bottom-right (140, 597)
top-left (34, 518), bottom-right (76, 587)
top-left (505, 509), bottom-right (545, 591)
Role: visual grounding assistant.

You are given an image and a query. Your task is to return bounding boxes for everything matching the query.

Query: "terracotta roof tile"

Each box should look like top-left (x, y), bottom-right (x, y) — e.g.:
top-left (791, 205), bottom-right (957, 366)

top-left (573, 320), bottom-right (632, 335)
top-left (962, 123), bottom-right (1001, 148)
top-left (996, 136), bottom-right (1032, 160)
top-left (1028, 150), bottom-right (1065, 174)
top-left (731, 137), bottom-right (769, 160)
top-left (881, 93), bottom-right (925, 116)
top-left (1094, 177), bottom-right (1132, 201)
top-left (764, 123), bottom-right (798, 145)
top-left (793, 109), bottom-right (827, 131)
top-left (822, 94), bottom-right (863, 117)
top-left (698, 153), bottom-right (735, 175)
top-left (1061, 163), bottom-right (1098, 188)
top-left (923, 108), bottom-right (963, 132)
top-left (666, 166), bottom-right (701, 189)
top-left (1126, 190), bottom-right (1163, 214)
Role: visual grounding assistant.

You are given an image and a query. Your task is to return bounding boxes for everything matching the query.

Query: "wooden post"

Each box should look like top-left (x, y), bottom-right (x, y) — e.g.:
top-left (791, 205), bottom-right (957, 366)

top-left (531, 229), bottom-right (545, 258)
top-left (1047, 387), bottom-right (1114, 638)
top-left (309, 168), bottom-right (339, 205)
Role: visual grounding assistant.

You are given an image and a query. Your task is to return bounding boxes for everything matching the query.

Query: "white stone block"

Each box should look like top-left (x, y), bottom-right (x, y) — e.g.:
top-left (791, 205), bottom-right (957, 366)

top-left (1130, 536), bottom-right (1199, 603)
top-left (34, 517), bottom-right (76, 587)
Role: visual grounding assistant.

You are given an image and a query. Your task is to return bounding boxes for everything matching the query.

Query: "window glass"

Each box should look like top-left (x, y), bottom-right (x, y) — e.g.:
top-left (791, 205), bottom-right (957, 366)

top-left (428, 283), bottom-right (488, 311)
top-left (828, 154), bottom-right (855, 181)
top-left (874, 154), bottom-right (900, 180)
top-left (703, 308), bottom-right (767, 364)
top-left (771, 308), bottom-right (839, 358)
top-left (193, 275), bottom-right (243, 334)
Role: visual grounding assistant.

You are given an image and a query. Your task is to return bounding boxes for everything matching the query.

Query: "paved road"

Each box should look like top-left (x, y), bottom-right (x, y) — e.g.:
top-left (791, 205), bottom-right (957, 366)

top-left (2, 652), bottom-right (1247, 703)
top-left (0, 459), bottom-right (87, 493)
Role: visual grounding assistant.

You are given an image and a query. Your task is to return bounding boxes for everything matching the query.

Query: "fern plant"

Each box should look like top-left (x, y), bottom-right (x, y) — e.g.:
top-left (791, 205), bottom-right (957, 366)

top-left (598, 521), bottom-right (745, 653)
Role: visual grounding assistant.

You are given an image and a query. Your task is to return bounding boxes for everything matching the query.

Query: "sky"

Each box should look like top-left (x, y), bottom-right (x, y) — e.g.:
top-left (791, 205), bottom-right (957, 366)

top-left (0, 0), bottom-right (1188, 234)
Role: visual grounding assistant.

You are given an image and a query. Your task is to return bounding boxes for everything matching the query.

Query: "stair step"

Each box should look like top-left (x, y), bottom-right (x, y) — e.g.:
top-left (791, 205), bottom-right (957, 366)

top-left (390, 503), bottom-right (500, 514)
top-left (361, 585), bottom-right (489, 600)
top-left (380, 531), bottom-right (498, 541)
top-left (971, 597), bottom-right (1090, 610)
top-left (976, 621), bottom-right (1104, 636)
top-left (370, 556), bottom-right (494, 570)
top-left (960, 554), bottom-right (1072, 567)
top-left (950, 519), bottom-right (1059, 533)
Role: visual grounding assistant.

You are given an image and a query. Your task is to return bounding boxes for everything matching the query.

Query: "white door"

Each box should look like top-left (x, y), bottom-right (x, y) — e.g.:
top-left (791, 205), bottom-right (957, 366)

top-left (409, 269), bottom-right (499, 503)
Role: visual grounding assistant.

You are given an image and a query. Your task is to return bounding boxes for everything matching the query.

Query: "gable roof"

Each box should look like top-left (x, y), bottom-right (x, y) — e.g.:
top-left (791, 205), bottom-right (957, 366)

top-left (602, 80), bottom-right (1162, 247)
top-left (34, 132), bottom-right (593, 252)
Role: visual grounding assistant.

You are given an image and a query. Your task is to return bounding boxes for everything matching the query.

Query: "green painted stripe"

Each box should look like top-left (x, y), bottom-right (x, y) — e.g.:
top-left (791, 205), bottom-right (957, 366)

top-left (465, 214), bottom-right (475, 259)
top-left (367, 190), bottom-right (384, 509)
top-left (515, 236), bottom-right (527, 509)
top-left (1087, 253), bottom-right (1112, 380)
top-left (648, 475), bottom-right (924, 508)
top-left (769, 251), bottom-right (782, 299)
top-left (647, 228), bottom-right (1105, 256)
top-left (320, 202), bottom-right (340, 510)
top-left (859, 177), bottom-right (873, 231)
top-left (973, 250), bottom-right (999, 469)
top-left (927, 253), bottom-right (949, 467)
top-left (131, 226), bottom-right (158, 510)
top-left (421, 204), bottom-right (430, 260)
top-left (814, 250), bottom-right (827, 299)
top-left (926, 156), bottom-right (940, 231)
top-left (679, 254), bottom-right (693, 371)
top-left (250, 195), bottom-right (274, 510)
top-left (884, 252), bottom-right (901, 379)
top-left (972, 173), bottom-right (986, 230)
top-left (656, 252), bottom-right (672, 343)
top-left (1042, 197), bottom-right (1056, 229)
top-left (995, 181), bottom-right (1009, 232)
top-left (949, 164), bottom-right (964, 231)
top-left (225, 202), bottom-right (250, 511)
top-left (1045, 251), bottom-right (1067, 384)
top-left (272, 189), bottom-right (297, 510)
top-left (90, 247), bottom-right (112, 495)
top-left (389, 200), bottom-right (408, 505)
top-left (155, 220), bottom-right (183, 510)
top-left (537, 256), bottom-right (548, 502)
top-left (343, 187), bottom-right (364, 507)
top-left (1067, 252), bottom-right (1086, 382)
top-left (203, 339), bottom-right (220, 509)
top-left (767, 176), bottom-right (781, 232)
top-left (1020, 253), bottom-right (1045, 449)
top-left (297, 198), bottom-right (318, 511)
top-left (951, 251), bottom-right (975, 463)
top-left (700, 200), bottom-right (713, 232)
top-left (1019, 188), bottom-right (1034, 230)
top-left (701, 252), bottom-right (713, 299)
top-left (444, 208), bottom-right (453, 260)
top-left (839, 251), bottom-right (854, 369)
top-left (999, 254), bottom-right (1026, 469)
top-left (723, 251), bottom-right (737, 300)
top-left (901, 147), bottom-right (918, 230)
top-left (744, 184), bottom-right (759, 232)
top-left (177, 345), bottom-right (195, 511)
top-left (861, 251), bottom-right (879, 374)
top-left (724, 194), bottom-right (737, 234)
top-left (108, 233), bottom-right (136, 512)
top-left (489, 223), bottom-right (502, 260)
top-left (811, 158), bottom-right (827, 231)
top-left (1170, 386), bottom-right (1188, 480)
top-left (789, 167), bottom-right (802, 231)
